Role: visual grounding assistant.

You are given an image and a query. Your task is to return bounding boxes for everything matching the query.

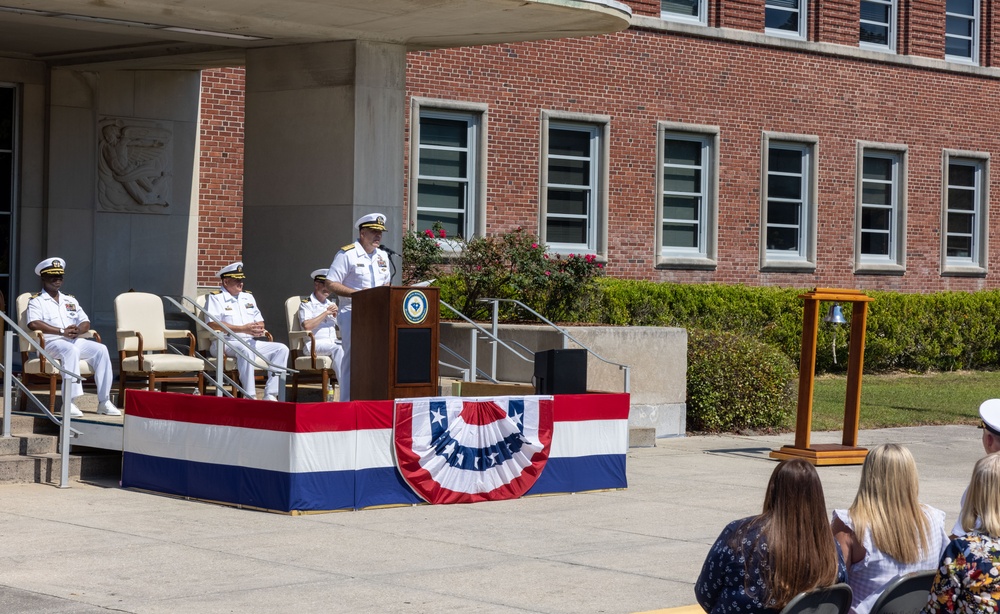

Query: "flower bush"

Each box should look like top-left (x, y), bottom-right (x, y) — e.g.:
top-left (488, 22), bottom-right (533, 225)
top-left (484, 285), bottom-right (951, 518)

top-left (401, 223), bottom-right (446, 285)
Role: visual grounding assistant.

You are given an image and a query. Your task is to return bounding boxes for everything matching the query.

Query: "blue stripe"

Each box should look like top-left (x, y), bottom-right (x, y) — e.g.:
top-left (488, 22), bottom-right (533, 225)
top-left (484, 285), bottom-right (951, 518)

top-left (525, 454), bottom-right (628, 495)
top-left (354, 466), bottom-right (423, 508)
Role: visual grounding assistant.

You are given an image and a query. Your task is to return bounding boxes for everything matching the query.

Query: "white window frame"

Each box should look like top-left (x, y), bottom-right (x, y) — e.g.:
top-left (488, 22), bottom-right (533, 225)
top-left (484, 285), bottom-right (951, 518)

top-left (660, 0), bottom-right (708, 25)
top-left (408, 98), bottom-right (488, 245)
top-left (656, 122), bottom-right (719, 269)
top-left (539, 111), bottom-right (609, 258)
top-left (760, 132), bottom-right (818, 271)
top-left (855, 143), bottom-right (907, 274)
top-left (765, 0), bottom-right (808, 40)
top-left (941, 150), bottom-right (989, 275)
top-left (944, 0), bottom-right (979, 65)
top-left (859, 0), bottom-right (897, 52)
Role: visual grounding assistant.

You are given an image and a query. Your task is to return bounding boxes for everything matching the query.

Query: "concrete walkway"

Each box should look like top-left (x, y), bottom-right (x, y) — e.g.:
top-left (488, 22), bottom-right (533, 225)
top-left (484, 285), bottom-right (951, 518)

top-left (0, 425), bottom-right (981, 613)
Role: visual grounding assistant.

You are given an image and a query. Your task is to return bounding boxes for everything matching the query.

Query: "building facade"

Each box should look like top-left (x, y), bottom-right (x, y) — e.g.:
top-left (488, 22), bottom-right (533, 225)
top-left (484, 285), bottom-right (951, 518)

top-left (199, 0), bottom-right (1000, 293)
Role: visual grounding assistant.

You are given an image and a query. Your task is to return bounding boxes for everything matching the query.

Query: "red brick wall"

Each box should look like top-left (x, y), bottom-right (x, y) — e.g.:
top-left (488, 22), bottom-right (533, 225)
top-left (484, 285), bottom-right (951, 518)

top-left (197, 67), bottom-right (245, 286)
top-left (406, 26), bottom-right (1000, 293)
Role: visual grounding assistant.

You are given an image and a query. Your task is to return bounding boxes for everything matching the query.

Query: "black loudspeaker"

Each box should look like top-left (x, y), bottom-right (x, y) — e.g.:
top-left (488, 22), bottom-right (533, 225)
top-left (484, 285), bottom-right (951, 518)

top-left (533, 349), bottom-right (587, 395)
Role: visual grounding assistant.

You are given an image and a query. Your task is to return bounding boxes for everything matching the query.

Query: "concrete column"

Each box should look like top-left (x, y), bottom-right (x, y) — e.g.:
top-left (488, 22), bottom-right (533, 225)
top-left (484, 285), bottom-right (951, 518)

top-left (243, 41), bottom-right (405, 341)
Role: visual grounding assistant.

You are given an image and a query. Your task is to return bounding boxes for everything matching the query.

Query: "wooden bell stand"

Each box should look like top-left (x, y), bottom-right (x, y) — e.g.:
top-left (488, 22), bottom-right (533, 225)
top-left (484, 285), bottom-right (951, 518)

top-left (770, 288), bottom-right (872, 466)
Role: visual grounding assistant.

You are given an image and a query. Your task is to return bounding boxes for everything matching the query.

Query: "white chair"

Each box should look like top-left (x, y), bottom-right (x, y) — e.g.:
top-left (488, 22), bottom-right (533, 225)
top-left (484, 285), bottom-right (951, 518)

top-left (114, 292), bottom-right (205, 405)
top-left (285, 295), bottom-right (337, 402)
top-left (16, 292), bottom-right (99, 413)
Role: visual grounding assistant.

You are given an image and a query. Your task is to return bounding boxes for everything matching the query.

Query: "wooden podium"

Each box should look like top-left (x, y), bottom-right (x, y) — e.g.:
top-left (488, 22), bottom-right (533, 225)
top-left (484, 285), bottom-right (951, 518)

top-left (350, 285), bottom-right (440, 400)
top-left (770, 288), bottom-right (872, 466)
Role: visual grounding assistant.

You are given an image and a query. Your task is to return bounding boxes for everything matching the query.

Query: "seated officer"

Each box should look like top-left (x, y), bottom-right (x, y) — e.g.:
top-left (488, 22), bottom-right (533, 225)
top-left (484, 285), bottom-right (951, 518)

top-left (204, 262), bottom-right (290, 401)
top-left (26, 257), bottom-right (120, 417)
top-left (298, 269), bottom-right (344, 382)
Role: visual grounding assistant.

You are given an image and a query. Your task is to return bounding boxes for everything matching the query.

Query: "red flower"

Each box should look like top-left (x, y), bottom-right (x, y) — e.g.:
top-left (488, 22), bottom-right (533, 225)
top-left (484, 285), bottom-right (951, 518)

top-left (531, 243), bottom-right (538, 249)
top-left (597, 263), bottom-right (604, 269)
top-left (423, 229), bottom-right (434, 237)
top-left (544, 271), bottom-right (551, 276)
top-left (438, 229), bottom-right (447, 238)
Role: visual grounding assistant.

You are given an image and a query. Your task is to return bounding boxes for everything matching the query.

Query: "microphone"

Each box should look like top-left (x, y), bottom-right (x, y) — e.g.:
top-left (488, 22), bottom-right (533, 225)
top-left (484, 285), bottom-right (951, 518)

top-left (379, 245), bottom-right (398, 257)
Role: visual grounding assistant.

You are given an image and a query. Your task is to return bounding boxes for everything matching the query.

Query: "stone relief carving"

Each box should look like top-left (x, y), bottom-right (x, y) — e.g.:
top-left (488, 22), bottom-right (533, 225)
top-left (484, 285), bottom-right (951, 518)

top-left (97, 117), bottom-right (172, 213)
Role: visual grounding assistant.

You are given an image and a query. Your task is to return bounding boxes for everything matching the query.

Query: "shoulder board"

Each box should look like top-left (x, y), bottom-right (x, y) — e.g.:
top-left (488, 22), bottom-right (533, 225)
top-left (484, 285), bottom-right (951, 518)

top-left (63, 294), bottom-right (75, 298)
top-left (245, 290), bottom-right (253, 295)
top-left (30, 292), bottom-right (40, 299)
top-left (209, 290), bottom-right (222, 295)
top-left (300, 296), bottom-right (311, 303)
top-left (340, 243), bottom-right (355, 251)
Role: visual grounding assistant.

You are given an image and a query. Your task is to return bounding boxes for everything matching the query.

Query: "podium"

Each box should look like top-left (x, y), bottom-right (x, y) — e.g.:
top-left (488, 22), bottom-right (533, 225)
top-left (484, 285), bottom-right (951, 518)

top-left (350, 285), bottom-right (440, 400)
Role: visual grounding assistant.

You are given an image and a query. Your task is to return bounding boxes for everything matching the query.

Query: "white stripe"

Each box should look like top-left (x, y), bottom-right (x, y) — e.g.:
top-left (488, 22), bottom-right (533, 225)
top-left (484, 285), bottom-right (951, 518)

top-left (356, 428), bottom-right (393, 470)
top-left (125, 416), bottom-right (357, 474)
top-left (550, 420), bottom-right (629, 458)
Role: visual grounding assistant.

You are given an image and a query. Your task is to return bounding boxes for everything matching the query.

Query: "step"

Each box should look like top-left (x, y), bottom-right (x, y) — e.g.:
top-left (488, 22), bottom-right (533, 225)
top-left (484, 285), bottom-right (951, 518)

top-left (0, 450), bottom-right (121, 485)
top-left (9, 413), bottom-right (60, 435)
top-left (628, 427), bottom-right (657, 448)
top-left (0, 432), bottom-right (59, 456)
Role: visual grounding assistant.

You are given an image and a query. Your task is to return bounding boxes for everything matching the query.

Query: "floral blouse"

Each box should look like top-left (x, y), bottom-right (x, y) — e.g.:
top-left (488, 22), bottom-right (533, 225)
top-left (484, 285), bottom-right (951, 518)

top-left (696, 516), bottom-right (848, 614)
top-left (922, 531), bottom-right (1000, 614)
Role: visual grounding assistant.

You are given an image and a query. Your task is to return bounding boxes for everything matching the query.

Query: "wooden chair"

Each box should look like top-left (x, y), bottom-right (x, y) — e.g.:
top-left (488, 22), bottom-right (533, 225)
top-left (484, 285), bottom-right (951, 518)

top-left (868, 570), bottom-right (936, 614)
top-left (284, 295), bottom-right (338, 402)
top-left (114, 292), bottom-right (205, 406)
top-left (779, 584), bottom-right (853, 614)
top-left (194, 293), bottom-right (273, 398)
top-left (16, 292), bottom-right (99, 412)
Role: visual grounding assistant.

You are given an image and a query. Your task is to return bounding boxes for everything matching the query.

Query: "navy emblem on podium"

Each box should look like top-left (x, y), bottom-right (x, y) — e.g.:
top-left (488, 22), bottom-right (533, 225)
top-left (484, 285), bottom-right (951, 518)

top-left (403, 289), bottom-right (429, 324)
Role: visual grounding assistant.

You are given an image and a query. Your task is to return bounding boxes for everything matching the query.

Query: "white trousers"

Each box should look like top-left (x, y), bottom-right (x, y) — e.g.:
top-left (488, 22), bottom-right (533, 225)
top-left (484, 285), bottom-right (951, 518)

top-left (45, 337), bottom-right (113, 403)
top-left (211, 338), bottom-right (289, 399)
top-left (337, 310), bottom-right (352, 401)
top-left (302, 338), bottom-right (344, 381)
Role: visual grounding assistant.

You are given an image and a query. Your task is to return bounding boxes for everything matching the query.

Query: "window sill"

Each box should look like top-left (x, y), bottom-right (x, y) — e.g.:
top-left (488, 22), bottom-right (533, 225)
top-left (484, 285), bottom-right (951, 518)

top-left (942, 265), bottom-right (987, 277)
top-left (655, 256), bottom-right (718, 270)
top-left (854, 262), bottom-right (905, 276)
top-left (760, 258), bottom-right (816, 273)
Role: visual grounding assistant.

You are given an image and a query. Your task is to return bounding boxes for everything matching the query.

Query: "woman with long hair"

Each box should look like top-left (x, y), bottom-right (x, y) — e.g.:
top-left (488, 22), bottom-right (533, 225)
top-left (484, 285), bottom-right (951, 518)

top-left (923, 453), bottom-right (1000, 613)
top-left (832, 444), bottom-right (947, 614)
top-left (696, 458), bottom-right (846, 614)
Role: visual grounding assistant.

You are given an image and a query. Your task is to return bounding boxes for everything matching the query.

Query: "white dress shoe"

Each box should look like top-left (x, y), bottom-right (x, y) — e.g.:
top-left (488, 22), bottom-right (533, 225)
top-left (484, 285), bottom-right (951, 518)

top-left (97, 400), bottom-right (122, 416)
top-left (263, 394), bottom-right (278, 402)
top-left (67, 403), bottom-right (84, 418)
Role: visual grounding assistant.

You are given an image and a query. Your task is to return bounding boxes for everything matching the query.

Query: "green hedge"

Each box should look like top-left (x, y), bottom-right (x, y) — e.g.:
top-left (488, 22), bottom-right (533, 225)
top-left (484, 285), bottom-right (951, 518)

top-left (687, 329), bottom-right (797, 432)
top-left (590, 279), bottom-right (1000, 374)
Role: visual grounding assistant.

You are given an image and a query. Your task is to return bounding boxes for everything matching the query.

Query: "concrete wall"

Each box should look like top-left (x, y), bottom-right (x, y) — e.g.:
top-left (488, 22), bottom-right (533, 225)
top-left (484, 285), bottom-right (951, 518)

top-left (45, 68), bottom-right (202, 342)
top-left (440, 323), bottom-right (687, 437)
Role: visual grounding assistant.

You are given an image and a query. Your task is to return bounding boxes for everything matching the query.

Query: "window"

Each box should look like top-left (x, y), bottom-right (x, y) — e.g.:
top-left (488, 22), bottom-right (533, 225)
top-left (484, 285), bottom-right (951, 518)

top-left (661, 0), bottom-right (707, 25)
top-left (942, 151), bottom-right (989, 274)
top-left (945, 0), bottom-right (979, 64)
top-left (760, 133), bottom-right (817, 270)
top-left (856, 145), bottom-right (906, 272)
top-left (408, 99), bottom-right (487, 241)
top-left (540, 112), bottom-right (609, 256)
top-left (0, 85), bottom-right (15, 305)
top-left (657, 123), bottom-right (719, 268)
top-left (860, 0), bottom-right (896, 51)
top-left (765, 0), bottom-right (807, 39)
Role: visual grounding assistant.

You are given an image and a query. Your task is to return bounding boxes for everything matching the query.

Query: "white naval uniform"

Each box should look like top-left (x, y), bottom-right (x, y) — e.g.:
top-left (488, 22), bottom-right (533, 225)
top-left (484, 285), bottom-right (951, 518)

top-left (26, 291), bottom-right (114, 404)
top-left (204, 289), bottom-right (290, 399)
top-left (327, 241), bottom-right (391, 401)
top-left (297, 292), bottom-right (344, 380)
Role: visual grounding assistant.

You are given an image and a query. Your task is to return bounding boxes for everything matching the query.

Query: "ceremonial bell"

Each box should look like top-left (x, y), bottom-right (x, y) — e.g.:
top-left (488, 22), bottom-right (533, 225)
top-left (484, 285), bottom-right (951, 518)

top-left (823, 303), bottom-right (846, 325)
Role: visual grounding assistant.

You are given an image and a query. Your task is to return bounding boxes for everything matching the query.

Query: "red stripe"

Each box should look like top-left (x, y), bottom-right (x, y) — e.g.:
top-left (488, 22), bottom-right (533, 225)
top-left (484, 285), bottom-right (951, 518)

top-left (552, 393), bottom-right (630, 422)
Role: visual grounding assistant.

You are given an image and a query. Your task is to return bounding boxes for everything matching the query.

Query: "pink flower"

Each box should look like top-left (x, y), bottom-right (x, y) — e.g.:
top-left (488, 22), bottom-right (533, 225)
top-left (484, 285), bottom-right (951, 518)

top-left (438, 229), bottom-right (447, 238)
top-left (597, 263), bottom-right (604, 269)
top-left (423, 229), bottom-right (433, 237)
top-left (531, 243), bottom-right (538, 249)
top-left (435, 242), bottom-right (440, 247)
top-left (475, 265), bottom-right (482, 271)
top-left (544, 271), bottom-right (551, 276)
top-left (568, 253), bottom-right (575, 258)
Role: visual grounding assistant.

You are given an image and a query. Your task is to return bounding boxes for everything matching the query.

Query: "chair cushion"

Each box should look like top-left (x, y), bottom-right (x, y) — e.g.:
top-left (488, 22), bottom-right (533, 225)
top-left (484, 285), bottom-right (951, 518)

top-left (122, 354), bottom-right (205, 373)
top-left (24, 358), bottom-right (94, 376)
top-left (294, 355), bottom-right (334, 370)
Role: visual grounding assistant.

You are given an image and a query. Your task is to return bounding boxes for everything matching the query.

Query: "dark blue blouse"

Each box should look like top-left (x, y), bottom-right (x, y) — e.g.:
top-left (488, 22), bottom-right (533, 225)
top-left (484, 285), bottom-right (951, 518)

top-left (695, 516), bottom-right (847, 614)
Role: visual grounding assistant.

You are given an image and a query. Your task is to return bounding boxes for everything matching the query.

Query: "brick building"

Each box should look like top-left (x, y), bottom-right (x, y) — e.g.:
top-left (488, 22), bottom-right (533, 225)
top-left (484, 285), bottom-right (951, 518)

top-left (199, 0), bottom-right (1000, 292)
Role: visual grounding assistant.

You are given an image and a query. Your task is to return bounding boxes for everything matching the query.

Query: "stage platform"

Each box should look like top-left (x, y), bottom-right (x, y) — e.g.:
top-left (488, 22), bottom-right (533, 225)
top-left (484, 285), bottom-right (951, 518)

top-left (120, 391), bottom-right (630, 513)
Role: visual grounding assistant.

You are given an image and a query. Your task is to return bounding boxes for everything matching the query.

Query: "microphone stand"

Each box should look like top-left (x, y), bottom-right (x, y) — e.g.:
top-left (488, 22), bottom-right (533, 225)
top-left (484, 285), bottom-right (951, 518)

top-left (380, 245), bottom-right (398, 281)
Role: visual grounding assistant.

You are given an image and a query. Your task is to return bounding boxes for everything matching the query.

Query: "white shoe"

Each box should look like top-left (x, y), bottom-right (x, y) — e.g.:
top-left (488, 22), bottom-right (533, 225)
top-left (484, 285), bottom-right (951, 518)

top-left (98, 400), bottom-right (122, 416)
top-left (67, 403), bottom-right (84, 418)
top-left (263, 394), bottom-right (278, 402)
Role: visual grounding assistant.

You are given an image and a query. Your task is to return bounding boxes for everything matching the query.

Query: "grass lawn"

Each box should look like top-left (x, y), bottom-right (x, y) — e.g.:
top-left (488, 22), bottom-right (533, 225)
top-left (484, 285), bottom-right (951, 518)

top-left (805, 371), bottom-right (997, 431)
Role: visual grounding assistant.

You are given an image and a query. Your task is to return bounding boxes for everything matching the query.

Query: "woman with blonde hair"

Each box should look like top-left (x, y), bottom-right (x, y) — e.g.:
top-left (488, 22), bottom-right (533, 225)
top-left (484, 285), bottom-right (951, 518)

top-left (832, 444), bottom-right (947, 614)
top-left (696, 458), bottom-right (846, 614)
top-left (923, 453), bottom-right (1000, 613)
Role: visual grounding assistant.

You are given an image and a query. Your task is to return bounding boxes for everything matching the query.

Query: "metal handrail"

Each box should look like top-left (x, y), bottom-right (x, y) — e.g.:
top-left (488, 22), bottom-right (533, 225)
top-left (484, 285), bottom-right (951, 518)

top-left (167, 295), bottom-right (296, 400)
top-left (438, 343), bottom-right (498, 384)
top-left (440, 299), bottom-right (534, 364)
top-left (477, 298), bottom-right (631, 393)
top-left (0, 309), bottom-right (84, 488)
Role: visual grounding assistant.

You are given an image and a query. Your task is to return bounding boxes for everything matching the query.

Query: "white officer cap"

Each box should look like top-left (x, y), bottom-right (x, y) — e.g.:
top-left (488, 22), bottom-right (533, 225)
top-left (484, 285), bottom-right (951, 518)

top-left (981, 399), bottom-right (1000, 435)
top-left (35, 257), bottom-right (66, 277)
top-left (218, 261), bottom-right (246, 279)
top-left (356, 212), bottom-right (387, 231)
top-left (311, 269), bottom-right (328, 281)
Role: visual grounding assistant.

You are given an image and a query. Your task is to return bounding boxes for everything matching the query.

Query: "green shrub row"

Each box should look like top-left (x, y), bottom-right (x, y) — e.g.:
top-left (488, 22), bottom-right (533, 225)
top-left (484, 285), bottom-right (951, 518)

top-left (589, 279), bottom-right (1000, 374)
top-left (687, 329), bottom-right (798, 432)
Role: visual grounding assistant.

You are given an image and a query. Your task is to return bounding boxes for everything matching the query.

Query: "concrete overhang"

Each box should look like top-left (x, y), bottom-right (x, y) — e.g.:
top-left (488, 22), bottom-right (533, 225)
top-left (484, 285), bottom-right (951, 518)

top-left (0, 0), bottom-right (631, 69)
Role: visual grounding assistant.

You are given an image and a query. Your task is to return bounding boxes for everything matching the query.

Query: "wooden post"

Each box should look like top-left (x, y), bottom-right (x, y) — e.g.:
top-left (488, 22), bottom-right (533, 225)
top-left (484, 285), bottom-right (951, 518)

top-left (770, 288), bottom-right (872, 466)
